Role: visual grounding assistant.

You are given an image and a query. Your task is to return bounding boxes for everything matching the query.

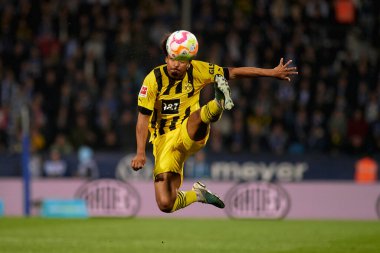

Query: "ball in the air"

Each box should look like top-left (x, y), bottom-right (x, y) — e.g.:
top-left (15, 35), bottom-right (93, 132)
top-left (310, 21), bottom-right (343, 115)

top-left (166, 30), bottom-right (198, 61)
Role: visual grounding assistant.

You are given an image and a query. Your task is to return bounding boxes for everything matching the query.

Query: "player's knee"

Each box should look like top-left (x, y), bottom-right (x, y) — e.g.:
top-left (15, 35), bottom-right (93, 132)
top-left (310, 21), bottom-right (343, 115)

top-left (157, 197), bottom-right (174, 213)
top-left (157, 196), bottom-right (175, 213)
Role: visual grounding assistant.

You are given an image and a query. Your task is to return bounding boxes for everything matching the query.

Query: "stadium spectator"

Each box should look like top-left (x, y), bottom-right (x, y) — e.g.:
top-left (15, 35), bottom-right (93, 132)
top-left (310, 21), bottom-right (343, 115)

top-left (347, 108), bottom-right (369, 154)
top-left (0, 0), bottom-right (378, 161)
top-left (75, 145), bottom-right (99, 179)
top-left (43, 148), bottom-right (67, 177)
top-left (50, 133), bottom-right (74, 156)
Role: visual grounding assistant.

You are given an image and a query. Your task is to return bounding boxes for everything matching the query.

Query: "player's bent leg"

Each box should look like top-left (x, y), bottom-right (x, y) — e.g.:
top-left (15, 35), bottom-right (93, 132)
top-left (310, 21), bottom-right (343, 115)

top-left (200, 100), bottom-right (223, 124)
top-left (186, 74), bottom-right (233, 141)
top-left (186, 110), bottom-right (210, 141)
top-left (171, 189), bottom-right (198, 212)
top-left (186, 99), bottom-right (223, 141)
top-left (154, 172), bottom-right (181, 212)
top-left (154, 172), bottom-right (224, 212)
top-left (154, 172), bottom-right (198, 213)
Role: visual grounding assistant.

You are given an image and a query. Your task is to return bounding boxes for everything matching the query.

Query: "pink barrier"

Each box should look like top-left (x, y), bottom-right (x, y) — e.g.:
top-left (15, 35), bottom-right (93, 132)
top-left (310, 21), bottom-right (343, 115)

top-left (0, 178), bottom-right (379, 220)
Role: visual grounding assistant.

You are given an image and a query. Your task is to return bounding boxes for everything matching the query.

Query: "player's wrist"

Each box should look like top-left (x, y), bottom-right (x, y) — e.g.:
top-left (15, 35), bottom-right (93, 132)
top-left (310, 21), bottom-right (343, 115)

top-left (268, 68), bottom-right (276, 77)
top-left (136, 150), bottom-right (146, 156)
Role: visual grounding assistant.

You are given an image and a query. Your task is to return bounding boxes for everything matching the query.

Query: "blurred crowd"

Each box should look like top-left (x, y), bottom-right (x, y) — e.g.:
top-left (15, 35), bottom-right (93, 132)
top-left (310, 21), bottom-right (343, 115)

top-left (0, 0), bottom-right (379, 167)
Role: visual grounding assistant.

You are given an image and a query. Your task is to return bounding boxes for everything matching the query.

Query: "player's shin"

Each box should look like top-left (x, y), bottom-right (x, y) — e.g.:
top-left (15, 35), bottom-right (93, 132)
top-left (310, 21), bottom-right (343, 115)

top-left (171, 190), bottom-right (197, 212)
top-left (200, 100), bottom-right (223, 124)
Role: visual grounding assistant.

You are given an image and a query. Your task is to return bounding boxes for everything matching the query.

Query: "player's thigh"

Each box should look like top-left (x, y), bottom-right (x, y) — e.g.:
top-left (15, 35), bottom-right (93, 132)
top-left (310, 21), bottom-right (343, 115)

top-left (153, 129), bottom-right (186, 179)
top-left (154, 172), bottom-right (181, 206)
top-left (177, 117), bottom-right (210, 155)
top-left (152, 120), bottom-right (210, 182)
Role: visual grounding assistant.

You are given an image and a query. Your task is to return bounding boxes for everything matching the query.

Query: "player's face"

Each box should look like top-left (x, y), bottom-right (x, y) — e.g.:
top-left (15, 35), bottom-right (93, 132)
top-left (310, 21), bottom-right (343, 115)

top-left (166, 57), bottom-right (189, 79)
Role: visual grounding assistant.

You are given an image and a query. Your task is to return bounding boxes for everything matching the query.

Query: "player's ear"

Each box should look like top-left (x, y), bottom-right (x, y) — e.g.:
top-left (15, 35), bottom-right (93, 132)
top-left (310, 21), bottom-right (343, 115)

top-left (165, 57), bottom-right (168, 64)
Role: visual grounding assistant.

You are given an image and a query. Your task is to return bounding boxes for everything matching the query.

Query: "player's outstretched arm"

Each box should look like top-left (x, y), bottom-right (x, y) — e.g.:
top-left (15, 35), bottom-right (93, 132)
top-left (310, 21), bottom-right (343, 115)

top-left (131, 112), bottom-right (150, 171)
top-left (228, 58), bottom-right (298, 82)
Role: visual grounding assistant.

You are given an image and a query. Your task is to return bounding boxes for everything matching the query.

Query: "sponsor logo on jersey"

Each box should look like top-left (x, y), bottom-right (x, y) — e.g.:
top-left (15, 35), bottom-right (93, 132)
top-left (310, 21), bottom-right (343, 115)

top-left (139, 85), bottom-right (148, 97)
top-left (208, 63), bottom-right (215, 74)
top-left (161, 99), bottom-right (180, 114)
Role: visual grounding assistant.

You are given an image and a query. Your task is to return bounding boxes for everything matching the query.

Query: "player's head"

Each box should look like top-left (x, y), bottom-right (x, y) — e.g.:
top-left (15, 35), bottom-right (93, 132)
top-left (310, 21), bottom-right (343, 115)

top-left (161, 30), bottom-right (198, 79)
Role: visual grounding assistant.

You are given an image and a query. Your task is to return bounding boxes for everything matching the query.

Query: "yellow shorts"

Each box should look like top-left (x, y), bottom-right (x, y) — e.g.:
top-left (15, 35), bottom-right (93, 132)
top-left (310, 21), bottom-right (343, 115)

top-left (152, 117), bottom-right (210, 182)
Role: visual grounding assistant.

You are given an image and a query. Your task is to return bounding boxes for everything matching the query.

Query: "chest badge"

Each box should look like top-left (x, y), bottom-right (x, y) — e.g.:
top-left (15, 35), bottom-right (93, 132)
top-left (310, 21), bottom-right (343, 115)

top-left (185, 82), bottom-right (193, 92)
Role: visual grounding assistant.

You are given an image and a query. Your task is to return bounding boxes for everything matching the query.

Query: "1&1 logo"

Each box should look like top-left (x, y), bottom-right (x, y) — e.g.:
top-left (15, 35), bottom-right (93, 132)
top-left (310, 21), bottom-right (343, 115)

top-left (75, 179), bottom-right (141, 217)
top-left (224, 182), bottom-right (290, 219)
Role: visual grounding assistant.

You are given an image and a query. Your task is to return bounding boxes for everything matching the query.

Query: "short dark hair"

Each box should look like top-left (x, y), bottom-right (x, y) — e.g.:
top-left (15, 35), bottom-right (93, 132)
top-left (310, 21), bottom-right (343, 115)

top-left (161, 33), bottom-right (171, 57)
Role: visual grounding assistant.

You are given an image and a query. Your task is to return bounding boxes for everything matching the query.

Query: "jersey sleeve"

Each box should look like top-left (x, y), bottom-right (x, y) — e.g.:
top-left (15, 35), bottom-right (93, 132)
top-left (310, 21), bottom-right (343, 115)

top-left (211, 63), bottom-right (229, 80)
top-left (193, 61), bottom-right (229, 87)
top-left (137, 72), bottom-right (157, 115)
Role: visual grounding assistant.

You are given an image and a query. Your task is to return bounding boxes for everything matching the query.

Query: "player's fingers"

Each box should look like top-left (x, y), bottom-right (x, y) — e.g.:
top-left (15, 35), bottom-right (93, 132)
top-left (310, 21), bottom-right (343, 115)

top-left (131, 159), bottom-right (141, 170)
top-left (286, 67), bottom-right (297, 71)
top-left (132, 164), bottom-right (142, 171)
top-left (284, 59), bottom-right (293, 67)
top-left (279, 58), bottom-right (284, 66)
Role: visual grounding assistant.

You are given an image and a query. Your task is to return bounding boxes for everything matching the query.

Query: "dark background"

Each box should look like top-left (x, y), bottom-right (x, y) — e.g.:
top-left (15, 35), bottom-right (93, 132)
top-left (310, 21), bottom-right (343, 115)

top-left (0, 0), bottom-right (379, 179)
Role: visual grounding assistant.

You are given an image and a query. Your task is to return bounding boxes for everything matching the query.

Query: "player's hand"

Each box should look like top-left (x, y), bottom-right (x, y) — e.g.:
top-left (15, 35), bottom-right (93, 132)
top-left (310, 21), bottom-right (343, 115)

top-left (131, 153), bottom-right (146, 171)
top-left (273, 58), bottom-right (298, 82)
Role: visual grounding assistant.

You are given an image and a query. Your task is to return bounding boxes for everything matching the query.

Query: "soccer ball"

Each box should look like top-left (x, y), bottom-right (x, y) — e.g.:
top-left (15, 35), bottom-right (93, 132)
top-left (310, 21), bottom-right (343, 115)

top-left (166, 30), bottom-right (198, 61)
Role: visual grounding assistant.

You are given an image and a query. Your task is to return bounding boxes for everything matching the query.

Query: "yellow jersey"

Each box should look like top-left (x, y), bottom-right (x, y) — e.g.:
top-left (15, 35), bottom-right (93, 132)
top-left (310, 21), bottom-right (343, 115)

top-left (137, 60), bottom-right (228, 141)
